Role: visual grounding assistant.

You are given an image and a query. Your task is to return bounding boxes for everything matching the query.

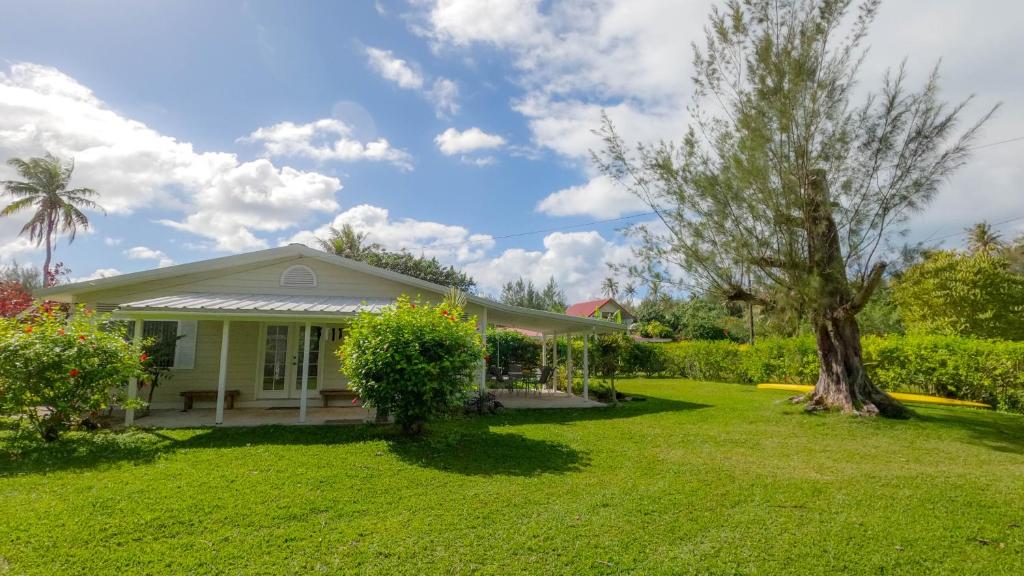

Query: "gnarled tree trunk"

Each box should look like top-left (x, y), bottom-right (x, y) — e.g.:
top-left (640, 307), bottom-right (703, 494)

top-left (803, 170), bottom-right (907, 418)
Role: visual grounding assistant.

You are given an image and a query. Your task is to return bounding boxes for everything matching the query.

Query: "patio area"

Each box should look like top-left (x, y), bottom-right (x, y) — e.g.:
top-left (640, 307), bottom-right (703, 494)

top-left (130, 389), bottom-right (603, 428)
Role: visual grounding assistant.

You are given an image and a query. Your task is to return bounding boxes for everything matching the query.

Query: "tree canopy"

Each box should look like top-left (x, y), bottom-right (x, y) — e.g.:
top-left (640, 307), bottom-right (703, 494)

top-left (500, 276), bottom-right (567, 312)
top-left (595, 0), bottom-right (995, 416)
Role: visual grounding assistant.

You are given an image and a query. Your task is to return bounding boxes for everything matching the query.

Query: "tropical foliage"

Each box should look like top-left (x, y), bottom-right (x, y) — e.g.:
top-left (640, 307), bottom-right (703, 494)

top-left (0, 304), bottom-right (147, 440)
top-left (340, 295), bottom-right (483, 435)
top-left (891, 251), bottom-right (1024, 340)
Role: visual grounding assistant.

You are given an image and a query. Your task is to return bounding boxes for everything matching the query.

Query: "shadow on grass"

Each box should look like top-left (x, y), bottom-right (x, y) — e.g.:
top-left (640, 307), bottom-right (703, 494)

top-left (0, 417), bottom-right (589, 478)
top-left (491, 394), bottom-right (711, 427)
top-left (913, 408), bottom-right (1024, 456)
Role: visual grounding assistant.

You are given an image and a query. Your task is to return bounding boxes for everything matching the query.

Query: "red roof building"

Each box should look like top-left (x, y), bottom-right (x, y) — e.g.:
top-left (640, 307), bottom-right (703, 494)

top-left (565, 298), bottom-right (634, 325)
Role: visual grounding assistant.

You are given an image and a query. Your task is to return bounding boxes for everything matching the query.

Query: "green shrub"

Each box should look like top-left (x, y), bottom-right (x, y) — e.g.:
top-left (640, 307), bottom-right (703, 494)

top-left (0, 304), bottom-right (148, 441)
top-left (650, 336), bottom-right (1024, 412)
top-left (340, 295), bottom-right (484, 435)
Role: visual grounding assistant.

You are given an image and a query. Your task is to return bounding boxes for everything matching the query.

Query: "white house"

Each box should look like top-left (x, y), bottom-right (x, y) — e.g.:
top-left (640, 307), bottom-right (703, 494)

top-left (37, 244), bottom-right (625, 425)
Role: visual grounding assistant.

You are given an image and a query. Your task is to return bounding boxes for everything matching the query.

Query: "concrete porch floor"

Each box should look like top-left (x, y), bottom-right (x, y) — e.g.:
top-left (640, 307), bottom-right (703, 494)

top-left (131, 389), bottom-right (603, 428)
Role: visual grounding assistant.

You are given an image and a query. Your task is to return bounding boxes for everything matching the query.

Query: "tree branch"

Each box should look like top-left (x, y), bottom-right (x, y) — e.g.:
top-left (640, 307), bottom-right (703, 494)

top-left (847, 261), bottom-right (887, 314)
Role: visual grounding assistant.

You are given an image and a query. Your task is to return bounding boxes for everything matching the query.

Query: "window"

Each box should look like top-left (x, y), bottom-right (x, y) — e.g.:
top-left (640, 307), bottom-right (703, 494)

top-left (127, 320), bottom-right (197, 369)
top-left (280, 265), bottom-right (317, 288)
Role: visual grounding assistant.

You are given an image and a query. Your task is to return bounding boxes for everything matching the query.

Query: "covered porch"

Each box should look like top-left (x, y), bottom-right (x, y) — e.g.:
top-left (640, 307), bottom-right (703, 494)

top-left (116, 292), bottom-right (623, 428)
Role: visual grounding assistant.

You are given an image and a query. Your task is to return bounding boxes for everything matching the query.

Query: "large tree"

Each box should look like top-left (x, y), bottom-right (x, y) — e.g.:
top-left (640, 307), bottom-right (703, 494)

top-left (1, 154), bottom-right (102, 279)
top-left (596, 0), bottom-right (995, 416)
top-left (500, 276), bottom-right (567, 312)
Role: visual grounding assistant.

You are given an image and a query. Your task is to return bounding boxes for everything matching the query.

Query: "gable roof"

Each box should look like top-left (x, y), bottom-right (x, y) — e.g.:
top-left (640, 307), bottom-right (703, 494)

top-left (36, 243), bottom-right (627, 333)
top-left (565, 298), bottom-right (633, 319)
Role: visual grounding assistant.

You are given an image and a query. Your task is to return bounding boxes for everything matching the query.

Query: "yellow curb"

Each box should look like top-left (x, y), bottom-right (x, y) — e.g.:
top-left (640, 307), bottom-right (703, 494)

top-left (756, 383), bottom-right (992, 409)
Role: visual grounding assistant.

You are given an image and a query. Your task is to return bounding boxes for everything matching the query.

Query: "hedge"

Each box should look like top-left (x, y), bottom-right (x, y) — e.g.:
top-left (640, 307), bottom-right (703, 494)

top-left (628, 336), bottom-right (1024, 413)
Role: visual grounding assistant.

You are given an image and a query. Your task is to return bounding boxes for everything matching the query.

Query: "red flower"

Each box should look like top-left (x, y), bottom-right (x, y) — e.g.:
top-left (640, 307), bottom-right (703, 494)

top-left (410, 304), bottom-right (416, 309)
top-left (140, 353), bottom-right (150, 363)
top-left (351, 397), bottom-right (359, 405)
top-left (69, 369), bottom-right (80, 377)
top-left (57, 328), bottom-right (65, 335)
top-left (78, 334), bottom-right (87, 341)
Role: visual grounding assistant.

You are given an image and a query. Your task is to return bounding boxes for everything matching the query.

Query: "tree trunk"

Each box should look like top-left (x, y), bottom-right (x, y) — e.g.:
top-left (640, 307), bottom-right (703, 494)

top-left (806, 310), bottom-right (906, 417)
top-left (43, 218), bottom-right (54, 284)
top-left (802, 169), bottom-right (907, 418)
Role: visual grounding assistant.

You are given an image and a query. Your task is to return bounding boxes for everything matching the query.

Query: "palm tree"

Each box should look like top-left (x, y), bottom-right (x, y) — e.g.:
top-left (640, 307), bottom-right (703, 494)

top-left (623, 282), bottom-right (637, 307)
top-left (965, 221), bottom-right (1004, 255)
top-left (601, 276), bottom-right (619, 299)
top-left (317, 223), bottom-right (380, 260)
top-left (2, 154), bottom-right (102, 280)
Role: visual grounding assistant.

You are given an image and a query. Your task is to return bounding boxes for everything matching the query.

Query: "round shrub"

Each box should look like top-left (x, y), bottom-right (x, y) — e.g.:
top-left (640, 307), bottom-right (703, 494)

top-left (340, 295), bottom-right (484, 435)
top-left (0, 304), bottom-right (148, 441)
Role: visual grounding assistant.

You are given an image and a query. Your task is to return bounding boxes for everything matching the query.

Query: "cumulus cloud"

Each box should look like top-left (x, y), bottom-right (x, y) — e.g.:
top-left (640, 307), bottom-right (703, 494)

top-left (287, 204), bottom-right (495, 263)
top-left (124, 246), bottom-right (174, 268)
top-left (434, 127), bottom-right (505, 155)
top-left (536, 175), bottom-right (648, 218)
top-left (73, 267), bottom-right (121, 282)
top-left (464, 230), bottom-right (633, 302)
top-left (416, 0), bottom-right (1024, 244)
top-left (241, 118), bottom-right (413, 170)
top-left (364, 45), bottom-right (460, 116)
top-left (0, 63), bottom-right (347, 254)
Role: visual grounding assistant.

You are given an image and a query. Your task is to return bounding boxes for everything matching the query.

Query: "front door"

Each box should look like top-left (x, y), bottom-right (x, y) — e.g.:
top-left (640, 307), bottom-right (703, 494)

top-left (258, 324), bottom-right (323, 399)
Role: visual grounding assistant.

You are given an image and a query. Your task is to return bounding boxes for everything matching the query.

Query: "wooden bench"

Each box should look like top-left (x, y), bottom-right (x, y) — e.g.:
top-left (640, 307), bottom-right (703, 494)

top-left (319, 388), bottom-right (361, 408)
top-left (180, 389), bottom-right (240, 411)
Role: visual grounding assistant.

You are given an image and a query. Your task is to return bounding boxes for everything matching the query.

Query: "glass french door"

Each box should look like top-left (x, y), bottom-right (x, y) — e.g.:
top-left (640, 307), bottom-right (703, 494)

top-left (259, 324), bottom-right (323, 399)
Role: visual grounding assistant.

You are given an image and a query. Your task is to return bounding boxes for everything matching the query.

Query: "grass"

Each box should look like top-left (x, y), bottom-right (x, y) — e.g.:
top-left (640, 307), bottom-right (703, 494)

top-left (1, 378), bottom-right (1023, 575)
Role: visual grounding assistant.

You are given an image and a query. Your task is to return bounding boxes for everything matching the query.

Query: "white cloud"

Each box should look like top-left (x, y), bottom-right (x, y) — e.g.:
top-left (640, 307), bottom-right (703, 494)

top-left (364, 45), bottom-right (460, 116)
top-left (0, 63), bottom-right (347, 254)
top-left (103, 237), bottom-right (122, 247)
top-left (536, 175), bottom-right (647, 218)
top-left (240, 118), bottom-right (413, 170)
top-left (73, 267), bottom-right (121, 282)
top-left (287, 204), bottom-right (495, 263)
top-left (124, 246), bottom-right (173, 268)
top-left (365, 46), bottom-right (424, 90)
top-left (434, 127), bottom-right (505, 155)
top-left (464, 230), bottom-right (633, 302)
top-left (418, 0), bottom-right (1024, 247)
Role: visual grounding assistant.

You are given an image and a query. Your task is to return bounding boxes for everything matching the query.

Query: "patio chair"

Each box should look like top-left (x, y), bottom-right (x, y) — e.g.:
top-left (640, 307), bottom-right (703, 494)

top-left (508, 363), bottom-right (524, 394)
top-left (520, 366), bottom-right (552, 397)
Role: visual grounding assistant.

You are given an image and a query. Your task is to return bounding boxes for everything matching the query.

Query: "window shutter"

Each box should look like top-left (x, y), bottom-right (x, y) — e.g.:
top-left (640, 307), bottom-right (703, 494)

top-left (174, 320), bottom-right (198, 369)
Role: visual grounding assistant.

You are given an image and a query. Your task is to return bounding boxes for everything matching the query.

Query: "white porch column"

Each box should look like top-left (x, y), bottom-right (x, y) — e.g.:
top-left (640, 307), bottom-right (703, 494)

top-left (583, 331), bottom-right (590, 401)
top-left (299, 321), bottom-right (312, 423)
top-left (566, 333), bottom-right (574, 396)
top-left (541, 335), bottom-right (547, 368)
top-left (551, 332), bottom-right (558, 391)
top-left (477, 307), bottom-right (488, 391)
top-left (215, 320), bottom-right (231, 425)
top-left (125, 318), bottom-right (144, 426)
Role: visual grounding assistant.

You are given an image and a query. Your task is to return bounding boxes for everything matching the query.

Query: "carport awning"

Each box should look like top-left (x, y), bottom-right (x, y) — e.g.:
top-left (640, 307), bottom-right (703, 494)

top-left (118, 293), bottom-right (394, 315)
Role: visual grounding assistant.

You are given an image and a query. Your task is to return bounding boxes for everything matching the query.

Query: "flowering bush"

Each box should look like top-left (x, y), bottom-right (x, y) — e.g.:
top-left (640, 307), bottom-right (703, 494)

top-left (340, 295), bottom-right (483, 435)
top-left (0, 304), bottom-right (147, 440)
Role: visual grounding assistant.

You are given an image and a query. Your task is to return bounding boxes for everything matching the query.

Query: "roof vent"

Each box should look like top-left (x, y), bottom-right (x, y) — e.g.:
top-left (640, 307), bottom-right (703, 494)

top-left (280, 264), bottom-right (317, 288)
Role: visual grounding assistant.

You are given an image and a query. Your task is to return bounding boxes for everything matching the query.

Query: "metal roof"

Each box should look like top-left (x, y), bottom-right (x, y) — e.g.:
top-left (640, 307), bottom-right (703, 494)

top-left (120, 293), bottom-right (395, 314)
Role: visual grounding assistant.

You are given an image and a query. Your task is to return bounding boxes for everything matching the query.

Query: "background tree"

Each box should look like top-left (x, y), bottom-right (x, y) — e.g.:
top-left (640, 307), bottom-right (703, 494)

top-left (317, 223), bottom-right (381, 260)
top-left (500, 276), bottom-right (566, 312)
top-left (317, 225), bottom-right (475, 291)
top-left (1, 155), bottom-right (102, 279)
top-left (965, 221), bottom-right (1004, 255)
top-left (891, 251), bottom-right (1024, 340)
top-left (596, 0), bottom-right (995, 416)
top-left (601, 276), bottom-right (619, 299)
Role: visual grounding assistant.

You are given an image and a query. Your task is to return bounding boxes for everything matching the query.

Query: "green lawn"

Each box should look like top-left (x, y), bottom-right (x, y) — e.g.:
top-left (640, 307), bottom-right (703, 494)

top-left (2, 379), bottom-right (1023, 575)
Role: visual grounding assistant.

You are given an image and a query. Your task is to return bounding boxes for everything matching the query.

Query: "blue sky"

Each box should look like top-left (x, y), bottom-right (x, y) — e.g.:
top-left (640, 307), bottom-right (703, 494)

top-left (1, 0), bottom-right (1022, 300)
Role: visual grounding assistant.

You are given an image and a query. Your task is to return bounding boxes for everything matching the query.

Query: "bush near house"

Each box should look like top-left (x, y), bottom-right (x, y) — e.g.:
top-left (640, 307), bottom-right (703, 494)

top-left (622, 337), bottom-right (1024, 412)
top-left (0, 304), bottom-right (147, 441)
top-left (340, 295), bottom-right (484, 435)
